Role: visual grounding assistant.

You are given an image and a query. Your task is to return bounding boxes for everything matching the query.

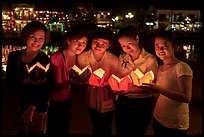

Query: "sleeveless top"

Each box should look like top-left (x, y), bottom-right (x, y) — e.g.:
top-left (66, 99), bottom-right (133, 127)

top-left (50, 51), bottom-right (71, 102)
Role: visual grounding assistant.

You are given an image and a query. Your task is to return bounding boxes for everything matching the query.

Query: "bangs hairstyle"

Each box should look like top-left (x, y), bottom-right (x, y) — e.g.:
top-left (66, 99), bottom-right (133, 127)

top-left (21, 21), bottom-right (50, 45)
top-left (117, 25), bottom-right (142, 49)
top-left (154, 29), bottom-right (178, 48)
top-left (92, 27), bottom-right (113, 41)
top-left (117, 25), bottom-right (140, 40)
top-left (65, 24), bottom-right (89, 41)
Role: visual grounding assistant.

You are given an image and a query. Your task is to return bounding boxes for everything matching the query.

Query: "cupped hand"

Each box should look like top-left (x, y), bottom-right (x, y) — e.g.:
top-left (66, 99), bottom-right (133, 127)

top-left (141, 83), bottom-right (161, 92)
top-left (20, 105), bottom-right (36, 124)
top-left (22, 78), bottom-right (46, 85)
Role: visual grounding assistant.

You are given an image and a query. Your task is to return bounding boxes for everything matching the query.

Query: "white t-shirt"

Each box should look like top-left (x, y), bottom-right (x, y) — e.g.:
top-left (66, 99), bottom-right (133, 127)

top-left (153, 61), bottom-right (193, 130)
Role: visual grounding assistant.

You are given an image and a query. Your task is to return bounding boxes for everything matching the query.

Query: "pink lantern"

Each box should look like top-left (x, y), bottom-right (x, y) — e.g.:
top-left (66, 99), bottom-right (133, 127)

top-left (108, 74), bottom-right (132, 92)
top-left (88, 68), bottom-right (106, 87)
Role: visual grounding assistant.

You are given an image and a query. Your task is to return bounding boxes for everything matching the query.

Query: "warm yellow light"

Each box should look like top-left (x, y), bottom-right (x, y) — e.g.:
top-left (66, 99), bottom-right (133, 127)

top-left (115, 16), bottom-right (119, 21)
top-left (125, 12), bottom-right (134, 19)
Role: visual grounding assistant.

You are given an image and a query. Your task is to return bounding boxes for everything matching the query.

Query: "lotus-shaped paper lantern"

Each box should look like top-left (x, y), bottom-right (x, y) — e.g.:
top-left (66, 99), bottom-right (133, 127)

top-left (130, 68), bottom-right (154, 86)
top-left (88, 68), bottom-right (106, 87)
top-left (108, 74), bottom-right (132, 92)
top-left (26, 62), bottom-right (50, 82)
top-left (69, 65), bottom-right (92, 83)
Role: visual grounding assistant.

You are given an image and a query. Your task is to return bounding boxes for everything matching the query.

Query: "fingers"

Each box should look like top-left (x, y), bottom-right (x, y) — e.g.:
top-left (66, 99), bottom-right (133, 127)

top-left (20, 111), bottom-right (32, 123)
top-left (20, 105), bottom-right (36, 124)
top-left (32, 112), bottom-right (38, 121)
top-left (141, 83), bottom-right (151, 86)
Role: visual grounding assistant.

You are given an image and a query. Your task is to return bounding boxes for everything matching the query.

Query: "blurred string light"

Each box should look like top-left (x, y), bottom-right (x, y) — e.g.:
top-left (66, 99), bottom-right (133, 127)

top-left (125, 12), bottom-right (134, 19)
top-left (146, 22), bottom-right (154, 26)
top-left (183, 44), bottom-right (192, 59)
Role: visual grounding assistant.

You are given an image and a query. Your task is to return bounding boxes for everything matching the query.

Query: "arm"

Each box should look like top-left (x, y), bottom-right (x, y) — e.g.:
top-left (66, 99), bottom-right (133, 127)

top-left (146, 56), bottom-right (158, 83)
top-left (50, 55), bottom-right (70, 91)
top-left (127, 83), bottom-right (150, 94)
top-left (161, 75), bottom-right (192, 103)
top-left (5, 51), bottom-right (19, 86)
top-left (111, 54), bottom-right (120, 76)
top-left (143, 75), bottom-right (192, 103)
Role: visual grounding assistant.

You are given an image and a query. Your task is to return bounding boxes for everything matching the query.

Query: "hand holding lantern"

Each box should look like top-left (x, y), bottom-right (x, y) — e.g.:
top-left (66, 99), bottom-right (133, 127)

top-left (26, 62), bottom-right (50, 83)
top-left (69, 65), bottom-right (92, 84)
top-left (130, 68), bottom-right (154, 86)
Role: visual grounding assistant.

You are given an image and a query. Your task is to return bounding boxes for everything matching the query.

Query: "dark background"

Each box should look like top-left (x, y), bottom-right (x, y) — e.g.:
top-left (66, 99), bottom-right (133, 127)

top-left (2, 0), bottom-right (202, 11)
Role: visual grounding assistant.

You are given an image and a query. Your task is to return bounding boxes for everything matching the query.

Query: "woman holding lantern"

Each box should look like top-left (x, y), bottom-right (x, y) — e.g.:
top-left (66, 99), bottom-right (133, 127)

top-left (77, 27), bottom-right (119, 136)
top-left (115, 25), bottom-right (158, 136)
top-left (47, 24), bottom-right (89, 136)
top-left (5, 21), bottom-right (51, 135)
top-left (142, 30), bottom-right (193, 135)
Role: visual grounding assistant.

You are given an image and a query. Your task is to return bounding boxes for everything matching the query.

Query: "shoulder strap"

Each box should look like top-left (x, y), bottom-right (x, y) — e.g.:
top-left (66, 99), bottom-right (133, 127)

top-left (59, 50), bottom-right (66, 62)
top-left (60, 50), bottom-right (79, 67)
top-left (58, 50), bottom-right (70, 78)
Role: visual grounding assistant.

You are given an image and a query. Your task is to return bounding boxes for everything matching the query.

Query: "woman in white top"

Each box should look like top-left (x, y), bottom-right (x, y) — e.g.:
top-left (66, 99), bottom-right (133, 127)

top-left (143, 30), bottom-right (193, 135)
top-left (115, 26), bottom-right (158, 135)
top-left (77, 27), bottom-right (119, 136)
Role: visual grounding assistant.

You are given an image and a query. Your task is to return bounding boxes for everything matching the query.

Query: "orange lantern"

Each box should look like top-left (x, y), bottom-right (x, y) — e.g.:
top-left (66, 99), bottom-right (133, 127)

top-left (108, 74), bottom-right (132, 92)
top-left (88, 68), bottom-right (106, 87)
top-left (130, 68), bottom-right (154, 86)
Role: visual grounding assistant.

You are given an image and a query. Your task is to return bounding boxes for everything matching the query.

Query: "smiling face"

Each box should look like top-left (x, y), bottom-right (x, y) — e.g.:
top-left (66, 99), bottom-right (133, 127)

top-left (26, 29), bottom-right (45, 52)
top-left (154, 37), bottom-right (175, 60)
top-left (91, 38), bottom-right (110, 54)
top-left (67, 36), bottom-right (88, 55)
top-left (118, 36), bottom-right (140, 56)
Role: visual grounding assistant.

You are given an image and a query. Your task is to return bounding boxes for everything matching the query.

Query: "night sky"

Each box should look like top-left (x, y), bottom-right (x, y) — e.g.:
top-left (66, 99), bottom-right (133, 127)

top-left (2, 0), bottom-right (201, 11)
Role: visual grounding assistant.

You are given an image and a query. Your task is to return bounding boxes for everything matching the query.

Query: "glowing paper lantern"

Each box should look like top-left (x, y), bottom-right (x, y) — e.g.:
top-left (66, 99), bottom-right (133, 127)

top-left (130, 68), bottom-right (154, 86)
top-left (69, 65), bottom-right (92, 83)
top-left (88, 68), bottom-right (106, 87)
top-left (26, 62), bottom-right (50, 82)
top-left (108, 74), bottom-right (132, 91)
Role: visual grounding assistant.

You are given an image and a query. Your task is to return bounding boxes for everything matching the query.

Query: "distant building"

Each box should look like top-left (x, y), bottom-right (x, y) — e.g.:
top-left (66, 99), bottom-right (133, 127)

top-left (34, 10), bottom-right (65, 32)
top-left (2, 3), bottom-right (202, 34)
top-left (95, 11), bottom-right (112, 28)
top-left (156, 9), bottom-right (201, 32)
top-left (13, 4), bottom-right (35, 33)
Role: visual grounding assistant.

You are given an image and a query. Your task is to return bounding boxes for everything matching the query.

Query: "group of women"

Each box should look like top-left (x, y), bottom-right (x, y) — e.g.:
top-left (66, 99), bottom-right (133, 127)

top-left (6, 20), bottom-right (193, 136)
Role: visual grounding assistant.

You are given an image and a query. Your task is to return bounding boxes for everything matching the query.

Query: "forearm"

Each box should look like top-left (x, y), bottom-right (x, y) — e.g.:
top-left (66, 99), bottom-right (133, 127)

top-left (128, 84), bottom-right (150, 94)
top-left (159, 88), bottom-right (190, 103)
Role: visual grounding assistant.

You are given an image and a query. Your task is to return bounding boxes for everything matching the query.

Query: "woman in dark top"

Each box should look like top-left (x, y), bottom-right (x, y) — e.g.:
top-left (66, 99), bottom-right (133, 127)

top-left (5, 21), bottom-right (51, 135)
